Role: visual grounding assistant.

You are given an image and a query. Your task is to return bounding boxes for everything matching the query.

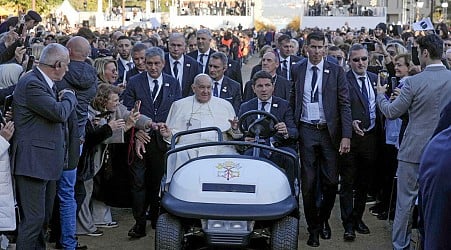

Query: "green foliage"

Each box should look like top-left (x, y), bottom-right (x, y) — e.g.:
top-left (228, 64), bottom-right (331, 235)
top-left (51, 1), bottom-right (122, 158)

top-left (0, 0), bottom-right (64, 14)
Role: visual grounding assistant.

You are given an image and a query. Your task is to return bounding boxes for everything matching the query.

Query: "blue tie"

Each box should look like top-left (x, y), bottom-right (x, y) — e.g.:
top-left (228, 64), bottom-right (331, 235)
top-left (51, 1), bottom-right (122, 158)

top-left (152, 79), bottom-right (159, 101)
top-left (359, 77), bottom-right (369, 105)
top-left (359, 76), bottom-right (371, 129)
top-left (281, 60), bottom-right (288, 79)
top-left (213, 82), bottom-right (219, 97)
top-left (260, 101), bottom-right (268, 111)
top-left (173, 61), bottom-right (179, 80)
top-left (311, 66), bottom-right (319, 102)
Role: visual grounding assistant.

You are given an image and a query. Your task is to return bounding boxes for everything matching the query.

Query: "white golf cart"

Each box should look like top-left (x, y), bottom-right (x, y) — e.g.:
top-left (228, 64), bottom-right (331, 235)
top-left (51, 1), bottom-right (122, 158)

top-left (155, 110), bottom-right (300, 249)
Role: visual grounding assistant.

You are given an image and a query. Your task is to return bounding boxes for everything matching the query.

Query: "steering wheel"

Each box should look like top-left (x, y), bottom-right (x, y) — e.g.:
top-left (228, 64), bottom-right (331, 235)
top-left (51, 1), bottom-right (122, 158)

top-left (238, 110), bottom-right (279, 139)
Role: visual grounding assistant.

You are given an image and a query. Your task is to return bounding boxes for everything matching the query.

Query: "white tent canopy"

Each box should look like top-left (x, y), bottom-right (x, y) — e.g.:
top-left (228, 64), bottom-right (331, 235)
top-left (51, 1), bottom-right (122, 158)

top-left (54, 0), bottom-right (79, 26)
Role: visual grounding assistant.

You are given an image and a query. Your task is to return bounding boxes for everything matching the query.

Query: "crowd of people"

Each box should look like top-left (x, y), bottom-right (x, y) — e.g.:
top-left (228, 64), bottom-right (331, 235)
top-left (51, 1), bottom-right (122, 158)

top-left (178, 0), bottom-right (250, 16)
top-left (0, 8), bottom-right (450, 250)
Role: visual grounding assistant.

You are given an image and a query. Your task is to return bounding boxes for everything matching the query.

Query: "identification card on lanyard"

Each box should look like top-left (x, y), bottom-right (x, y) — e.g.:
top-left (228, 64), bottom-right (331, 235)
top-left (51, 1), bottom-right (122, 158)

top-left (307, 78), bottom-right (320, 121)
top-left (307, 103), bottom-right (320, 120)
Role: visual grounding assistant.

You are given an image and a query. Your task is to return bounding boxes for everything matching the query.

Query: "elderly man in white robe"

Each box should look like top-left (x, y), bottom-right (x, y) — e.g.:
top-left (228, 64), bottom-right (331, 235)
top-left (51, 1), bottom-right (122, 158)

top-left (158, 74), bottom-right (241, 181)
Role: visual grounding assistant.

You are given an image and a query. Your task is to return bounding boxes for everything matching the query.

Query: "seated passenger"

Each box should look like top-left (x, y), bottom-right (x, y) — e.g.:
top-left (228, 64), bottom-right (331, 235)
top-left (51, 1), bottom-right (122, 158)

top-left (158, 74), bottom-right (242, 180)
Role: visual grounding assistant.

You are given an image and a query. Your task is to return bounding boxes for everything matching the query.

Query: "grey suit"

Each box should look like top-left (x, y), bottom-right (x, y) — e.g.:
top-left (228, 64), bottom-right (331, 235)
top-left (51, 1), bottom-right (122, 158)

top-left (12, 68), bottom-right (78, 249)
top-left (376, 65), bottom-right (451, 250)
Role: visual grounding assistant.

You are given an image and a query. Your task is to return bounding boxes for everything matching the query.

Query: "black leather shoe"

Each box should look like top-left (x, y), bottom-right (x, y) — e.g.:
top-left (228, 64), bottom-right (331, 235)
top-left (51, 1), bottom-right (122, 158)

top-left (307, 232), bottom-right (320, 247)
top-left (76, 243), bottom-right (88, 250)
top-left (343, 227), bottom-right (356, 241)
top-left (128, 224), bottom-right (147, 238)
top-left (320, 221), bottom-right (331, 240)
top-left (355, 221), bottom-right (370, 234)
top-left (55, 242), bottom-right (88, 249)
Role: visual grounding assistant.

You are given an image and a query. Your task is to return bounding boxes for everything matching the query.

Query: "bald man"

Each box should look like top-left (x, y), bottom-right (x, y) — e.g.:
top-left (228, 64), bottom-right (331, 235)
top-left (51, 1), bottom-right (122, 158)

top-left (51, 36), bottom-right (98, 249)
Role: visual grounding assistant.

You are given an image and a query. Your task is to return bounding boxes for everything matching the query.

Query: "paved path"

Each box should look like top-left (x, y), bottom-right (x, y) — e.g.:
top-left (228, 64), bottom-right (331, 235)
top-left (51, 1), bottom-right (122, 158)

top-left (66, 54), bottom-right (395, 250)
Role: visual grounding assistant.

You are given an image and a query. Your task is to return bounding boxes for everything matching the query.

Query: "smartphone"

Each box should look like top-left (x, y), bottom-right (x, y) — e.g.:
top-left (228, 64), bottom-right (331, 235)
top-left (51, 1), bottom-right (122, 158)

top-left (134, 100), bottom-right (141, 112)
top-left (23, 35), bottom-right (31, 47)
top-left (391, 77), bottom-right (398, 92)
top-left (26, 55), bottom-right (35, 71)
top-left (362, 42), bottom-right (375, 52)
top-left (3, 95), bottom-right (13, 115)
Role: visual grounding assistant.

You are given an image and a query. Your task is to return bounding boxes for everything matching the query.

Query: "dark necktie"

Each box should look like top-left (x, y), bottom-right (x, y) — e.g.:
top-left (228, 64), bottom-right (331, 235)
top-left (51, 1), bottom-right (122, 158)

top-left (199, 53), bottom-right (206, 64)
top-left (359, 76), bottom-right (371, 129)
top-left (260, 101), bottom-right (268, 111)
top-left (281, 60), bottom-right (288, 79)
top-left (311, 66), bottom-right (319, 102)
top-left (213, 82), bottom-right (219, 97)
top-left (52, 84), bottom-right (58, 98)
top-left (152, 79), bottom-right (159, 101)
top-left (173, 61), bottom-right (179, 80)
top-left (359, 77), bottom-right (369, 105)
top-left (126, 62), bottom-right (133, 71)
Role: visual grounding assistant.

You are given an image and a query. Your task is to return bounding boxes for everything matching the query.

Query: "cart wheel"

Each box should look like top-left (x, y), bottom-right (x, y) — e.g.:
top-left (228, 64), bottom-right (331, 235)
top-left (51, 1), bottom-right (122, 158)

top-left (155, 213), bottom-right (183, 250)
top-left (270, 216), bottom-right (299, 250)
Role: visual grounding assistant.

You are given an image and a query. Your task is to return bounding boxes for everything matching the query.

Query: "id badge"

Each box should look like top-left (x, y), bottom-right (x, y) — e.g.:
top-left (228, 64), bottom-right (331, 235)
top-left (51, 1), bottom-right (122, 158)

top-left (307, 102), bottom-right (320, 121)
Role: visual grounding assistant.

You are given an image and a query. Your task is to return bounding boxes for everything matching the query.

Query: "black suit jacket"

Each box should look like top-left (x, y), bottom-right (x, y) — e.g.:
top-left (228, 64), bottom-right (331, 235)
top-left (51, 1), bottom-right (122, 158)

top-left (433, 100), bottom-right (451, 137)
top-left (125, 67), bottom-right (141, 82)
top-left (186, 49), bottom-right (216, 74)
top-left (346, 70), bottom-right (384, 133)
top-left (218, 76), bottom-right (242, 115)
top-left (238, 96), bottom-right (298, 147)
top-left (290, 60), bottom-right (352, 146)
top-left (123, 72), bottom-right (181, 123)
top-left (224, 58), bottom-right (243, 85)
top-left (243, 75), bottom-right (292, 102)
top-left (12, 68), bottom-right (78, 180)
top-left (163, 54), bottom-right (202, 97)
top-left (250, 64), bottom-right (262, 81)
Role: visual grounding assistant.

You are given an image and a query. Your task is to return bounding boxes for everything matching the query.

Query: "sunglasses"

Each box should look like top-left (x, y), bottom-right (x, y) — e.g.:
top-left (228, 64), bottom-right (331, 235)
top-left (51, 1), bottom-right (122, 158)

top-left (351, 56), bottom-right (368, 62)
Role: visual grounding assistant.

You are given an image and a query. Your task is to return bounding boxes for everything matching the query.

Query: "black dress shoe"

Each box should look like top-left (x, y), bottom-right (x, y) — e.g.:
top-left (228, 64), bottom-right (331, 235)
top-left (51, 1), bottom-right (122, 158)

top-left (128, 224), bottom-right (147, 238)
top-left (320, 221), bottom-right (331, 240)
top-left (355, 221), bottom-right (370, 234)
top-left (55, 242), bottom-right (88, 249)
top-left (343, 227), bottom-right (356, 241)
top-left (307, 232), bottom-right (320, 247)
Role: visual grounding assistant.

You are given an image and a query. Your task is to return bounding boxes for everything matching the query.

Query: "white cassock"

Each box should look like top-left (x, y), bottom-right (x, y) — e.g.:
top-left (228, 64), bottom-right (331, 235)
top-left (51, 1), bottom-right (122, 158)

top-left (164, 96), bottom-right (239, 182)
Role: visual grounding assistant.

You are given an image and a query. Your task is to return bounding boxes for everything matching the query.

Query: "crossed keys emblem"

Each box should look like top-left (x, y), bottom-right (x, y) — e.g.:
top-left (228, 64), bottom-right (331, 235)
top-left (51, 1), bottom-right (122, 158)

top-left (216, 161), bottom-right (241, 180)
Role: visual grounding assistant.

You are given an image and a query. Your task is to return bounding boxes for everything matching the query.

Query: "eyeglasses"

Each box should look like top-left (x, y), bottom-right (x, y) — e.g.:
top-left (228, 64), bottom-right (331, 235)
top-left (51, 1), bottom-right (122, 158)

top-left (351, 56), bottom-right (368, 62)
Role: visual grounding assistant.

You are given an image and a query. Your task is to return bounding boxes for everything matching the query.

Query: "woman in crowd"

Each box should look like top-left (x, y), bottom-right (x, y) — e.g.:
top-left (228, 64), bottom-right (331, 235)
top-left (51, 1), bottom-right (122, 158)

top-left (77, 83), bottom-right (152, 236)
top-left (0, 63), bottom-right (23, 89)
top-left (0, 118), bottom-right (15, 246)
top-left (94, 58), bottom-right (118, 85)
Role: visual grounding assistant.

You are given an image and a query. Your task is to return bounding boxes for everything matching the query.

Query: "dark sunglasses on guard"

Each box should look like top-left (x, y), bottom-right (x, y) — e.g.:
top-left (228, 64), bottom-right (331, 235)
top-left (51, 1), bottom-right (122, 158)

top-left (352, 56), bottom-right (368, 62)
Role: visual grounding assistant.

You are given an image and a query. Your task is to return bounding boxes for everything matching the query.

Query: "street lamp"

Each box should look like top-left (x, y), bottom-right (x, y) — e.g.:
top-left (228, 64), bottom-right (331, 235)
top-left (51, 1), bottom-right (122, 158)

top-left (442, 1), bottom-right (448, 21)
top-left (416, 1), bottom-right (424, 21)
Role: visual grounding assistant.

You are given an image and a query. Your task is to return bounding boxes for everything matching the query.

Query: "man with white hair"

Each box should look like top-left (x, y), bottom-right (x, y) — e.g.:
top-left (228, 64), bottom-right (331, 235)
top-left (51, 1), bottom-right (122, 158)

top-left (159, 74), bottom-right (241, 176)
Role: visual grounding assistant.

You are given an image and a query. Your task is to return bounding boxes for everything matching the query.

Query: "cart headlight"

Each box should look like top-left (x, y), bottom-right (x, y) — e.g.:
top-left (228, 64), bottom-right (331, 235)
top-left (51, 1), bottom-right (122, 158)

top-left (206, 220), bottom-right (249, 231)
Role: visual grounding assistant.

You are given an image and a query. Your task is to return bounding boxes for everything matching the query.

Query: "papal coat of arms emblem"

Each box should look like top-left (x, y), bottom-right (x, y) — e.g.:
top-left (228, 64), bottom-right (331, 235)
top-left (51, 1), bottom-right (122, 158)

top-left (216, 161), bottom-right (241, 180)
